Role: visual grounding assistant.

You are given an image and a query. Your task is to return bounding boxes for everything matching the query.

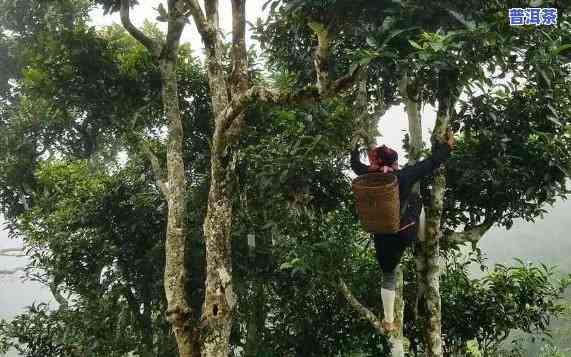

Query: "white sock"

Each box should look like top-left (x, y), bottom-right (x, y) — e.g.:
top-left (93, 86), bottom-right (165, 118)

top-left (381, 288), bottom-right (396, 323)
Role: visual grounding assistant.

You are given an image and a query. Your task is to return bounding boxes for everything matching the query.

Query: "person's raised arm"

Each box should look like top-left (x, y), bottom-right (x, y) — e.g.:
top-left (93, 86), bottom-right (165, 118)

top-left (397, 131), bottom-right (455, 186)
top-left (351, 148), bottom-right (370, 176)
top-left (350, 134), bottom-right (372, 176)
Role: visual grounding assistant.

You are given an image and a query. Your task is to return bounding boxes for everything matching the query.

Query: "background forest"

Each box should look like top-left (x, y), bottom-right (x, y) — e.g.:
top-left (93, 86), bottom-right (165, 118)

top-left (1, 0), bottom-right (571, 356)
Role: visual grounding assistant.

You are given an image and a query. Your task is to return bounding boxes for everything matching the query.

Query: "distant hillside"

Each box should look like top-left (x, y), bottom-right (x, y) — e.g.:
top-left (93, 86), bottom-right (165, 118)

top-left (476, 197), bottom-right (571, 356)
top-left (480, 197), bottom-right (571, 274)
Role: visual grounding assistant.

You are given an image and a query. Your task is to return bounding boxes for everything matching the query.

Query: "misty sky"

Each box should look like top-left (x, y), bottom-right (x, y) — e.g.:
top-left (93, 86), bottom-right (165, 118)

top-left (1, 2), bottom-right (571, 356)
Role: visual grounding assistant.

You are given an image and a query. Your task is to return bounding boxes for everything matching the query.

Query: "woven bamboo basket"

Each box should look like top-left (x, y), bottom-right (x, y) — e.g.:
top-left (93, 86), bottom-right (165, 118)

top-left (352, 173), bottom-right (400, 234)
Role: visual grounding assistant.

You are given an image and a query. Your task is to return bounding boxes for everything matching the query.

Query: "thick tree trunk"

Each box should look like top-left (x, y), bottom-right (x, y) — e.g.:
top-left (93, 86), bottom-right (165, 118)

top-left (401, 77), bottom-right (429, 349)
top-left (120, 1), bottom-right (197, 354)
top-left (187, 1), bottom-right (251, 355)
top-left (201, 185), bottom-right (234, 357)
top-left (201, 87), bottom-right (235, 357)
top-left (399, 74), bottom-right (424, 356)
top-left (401, 74), bottom-right (450, 357)
top-left (420, 182), bottom-right (444, 357)
top-left (160, 58), bottom-right (199, 357)
top-left (417, 97), bottom-right (452, 357)
top-left (200, 15), bottom-right (236, 356)
top-left (389, 265), bottom-right (405, 357)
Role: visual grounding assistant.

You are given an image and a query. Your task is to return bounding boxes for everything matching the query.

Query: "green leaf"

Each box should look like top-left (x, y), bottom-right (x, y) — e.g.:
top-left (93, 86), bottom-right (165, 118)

top-left (553, 44), bottom-right (571, 56)
top-left (308, 21), bottom-right (325, 34)
top-left (279, 258), bottom-right (301, 270)
top-left (359, 56), bottom-right (374, 66)
top-left (349, 62), bottom-right (360, 76)
top-left (554, 163), bottom-right (571, 177)
top-left (429, 41), bottom-right (444, 51)
top-left (262, 0), bottom-right (272, 11)
top-left (380, 27), bottom-right (418, 49)
top-left (547, 103), bottom-right (559, 117)
top-left (303, 134), bottom-right (322, 157)
top-left (366, 36), bottom-right (377, 48)
top-left (539, 69), bottom-right (551, 87)
top-left (409, 40), bottom-right (423, 50)
top-left (547, 116), bottom-right (562, 126)
top-left (444, 8), bottom-right (476, 30)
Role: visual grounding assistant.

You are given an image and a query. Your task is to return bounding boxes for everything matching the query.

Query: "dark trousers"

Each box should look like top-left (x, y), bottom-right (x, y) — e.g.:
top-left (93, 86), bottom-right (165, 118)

top-left (373, 193), bottom-right (422, 289)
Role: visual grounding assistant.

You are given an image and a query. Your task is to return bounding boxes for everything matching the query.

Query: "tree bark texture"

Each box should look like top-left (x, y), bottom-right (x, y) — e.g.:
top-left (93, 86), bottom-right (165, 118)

top-left (120, 1), bottom-right (199, 355)
top-left (120, 3), bottom-right (368, 355)
top-left (400, 74), bottom-right (424, 357)
top-left (390, 265), bottom-right (406, 357)
top-left (420, 173), bottom-right (445, 357)
top-left (400, 75), bottom-right (428, 338)
top-left (199, 2), bottom-right (239, 356)
top-left (417, 97), bottom-right (452, 357)
top-left (338, 278), bottom-right (385, 336)
top-left (200, 71), bottom-right (235, 357)
top-left (160, 58), bottom-right (199, 357)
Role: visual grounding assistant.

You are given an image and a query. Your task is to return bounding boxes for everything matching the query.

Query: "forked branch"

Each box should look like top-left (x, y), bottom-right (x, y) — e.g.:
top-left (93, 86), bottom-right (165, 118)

top-left (120, 0), bottom-right (161, 57)
top-left (182, 0), bottom-right (212, 42)
top-left (444, 218), bottom-right (496, 245)
top-left (164, 0), bottom-right (186, 58)
top-left (309, 21), bottom-right (362, 97)
top-left (338, 278), bottom-right (386, 336)
top-left (230, 0), bottom-right (249, 94)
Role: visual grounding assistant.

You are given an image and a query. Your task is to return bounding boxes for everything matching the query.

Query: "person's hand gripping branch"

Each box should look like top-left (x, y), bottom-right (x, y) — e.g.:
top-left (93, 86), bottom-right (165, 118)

top-left (351, 129), bottom-right (374, 151)
top-left (445, 128), bottom-right (455, 150)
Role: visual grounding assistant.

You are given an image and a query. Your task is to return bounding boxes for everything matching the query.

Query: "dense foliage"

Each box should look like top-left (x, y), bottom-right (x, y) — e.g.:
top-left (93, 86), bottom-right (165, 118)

top-left (1, 0), bottom-right (571, 356)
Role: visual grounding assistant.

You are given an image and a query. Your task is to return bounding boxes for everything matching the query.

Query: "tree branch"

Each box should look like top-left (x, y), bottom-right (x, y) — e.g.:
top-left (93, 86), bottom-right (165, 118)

top-left (218, 84), bottom-right (329, 137)
top-left (338, 278), bottom-right (385, 336)
top-left (120, 0), bottom-right (161, 57)
top-left (399, 73), bottom-right (423, 164)
top-left (351, 71), bottom-right (384, 150)
top-left (431, 92), bottom-right (452, 146)
top-left (0, 267), bottom-right (25, 275)
top-left (0, 248), bottom-right (25, 257)
top-left (217, 15), bottom-right (363, 141)
top-left (164, 0), bottom-right (186, 58)
top-left (309, 21), bottom-right (362, 97)
top-left (183, 0), bottom-right (211, 42)
top-left (331, 65), bottom-right (362, 94)
top-left (205, 0), bottom-right (219, 27)
top-left (310, 21), bottom-right (331, 96)
top-left (221, 0), bottom-right (249, 145)
top-left (122, 284), bottom-right (147, 331)
top-left (230, 0), bottom-right (248, 94)
top-left (217, 85), bottom-right (294, 132)
top-left (49, 281), bottom-right (69, 309)
top-left (127, 106), bottom-right (169, 199)
top-left (443, 218), bottom-right (495, 245)
top-left (139, 141), bottom-right (169, 198)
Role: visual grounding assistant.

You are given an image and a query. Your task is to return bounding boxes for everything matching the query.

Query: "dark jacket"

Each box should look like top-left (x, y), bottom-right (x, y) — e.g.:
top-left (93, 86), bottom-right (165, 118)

top-left (350, 142), bottom-right (451, 227)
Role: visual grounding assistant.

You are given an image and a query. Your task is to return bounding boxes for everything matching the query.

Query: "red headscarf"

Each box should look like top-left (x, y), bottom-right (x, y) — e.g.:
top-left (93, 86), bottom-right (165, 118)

top-left (367, 145), bottom-right (398, 173)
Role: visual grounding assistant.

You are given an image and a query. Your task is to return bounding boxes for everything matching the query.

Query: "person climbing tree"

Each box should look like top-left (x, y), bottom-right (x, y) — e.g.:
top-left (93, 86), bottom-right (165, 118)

top-left (350, 131), bottom-right (455, 332)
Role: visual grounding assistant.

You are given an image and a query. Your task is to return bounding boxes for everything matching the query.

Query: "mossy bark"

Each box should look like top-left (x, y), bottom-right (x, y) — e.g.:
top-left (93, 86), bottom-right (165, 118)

top-left (417, 96), bottom-right (452, 357)
top-left (199, 4), bottom-right (239, 356)
top-left (160, 58), bottom-right (200, 357)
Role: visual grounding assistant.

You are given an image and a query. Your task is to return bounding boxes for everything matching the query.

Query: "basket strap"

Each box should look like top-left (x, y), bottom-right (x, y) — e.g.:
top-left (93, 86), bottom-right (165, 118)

top-left (399, 196), bottom-right (410, 218)
top-left (398, 221), bottom-right (415, 232)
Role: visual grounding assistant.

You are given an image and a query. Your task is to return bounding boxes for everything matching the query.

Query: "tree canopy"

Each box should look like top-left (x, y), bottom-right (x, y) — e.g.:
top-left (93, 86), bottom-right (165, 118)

top-left (1, 0), bottom-right (571, 356)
